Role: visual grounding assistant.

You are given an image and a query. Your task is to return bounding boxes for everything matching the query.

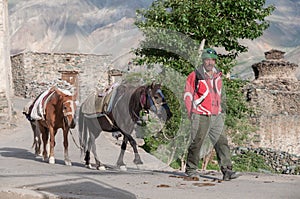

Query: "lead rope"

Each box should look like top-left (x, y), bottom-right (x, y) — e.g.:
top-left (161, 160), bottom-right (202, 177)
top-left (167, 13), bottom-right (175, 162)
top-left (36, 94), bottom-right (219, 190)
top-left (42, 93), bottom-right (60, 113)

top-left (69, 128), bottom-right (83, 150)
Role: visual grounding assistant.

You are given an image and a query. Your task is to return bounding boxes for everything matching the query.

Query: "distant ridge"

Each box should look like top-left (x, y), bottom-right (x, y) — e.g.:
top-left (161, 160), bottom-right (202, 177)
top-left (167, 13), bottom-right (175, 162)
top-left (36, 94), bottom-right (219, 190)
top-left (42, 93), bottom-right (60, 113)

top-left (8, 0), bottom-right (300, 78)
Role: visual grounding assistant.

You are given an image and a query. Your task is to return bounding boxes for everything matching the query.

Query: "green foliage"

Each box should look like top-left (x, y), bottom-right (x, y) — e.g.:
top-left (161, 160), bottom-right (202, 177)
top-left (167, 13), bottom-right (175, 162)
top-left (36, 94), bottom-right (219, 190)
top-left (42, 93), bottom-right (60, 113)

top-left (232, 151), bottom-right (273, 172)
top-left (169, 159), bottom-right (181, 169)
top-left (294, 166), bottom-right (300, 175)
top-left (141, 84), bottom-right (186, 151)
top-left (135, 0), bottom-right (275, 68)
top-left (223, 78), bottom-right (257, 145)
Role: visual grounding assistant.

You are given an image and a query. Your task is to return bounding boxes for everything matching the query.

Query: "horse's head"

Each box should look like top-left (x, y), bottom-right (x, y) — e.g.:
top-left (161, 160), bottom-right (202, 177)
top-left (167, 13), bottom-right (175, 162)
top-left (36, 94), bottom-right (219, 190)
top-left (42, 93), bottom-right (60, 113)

top-left (145, 83), bottom-right (172, 121)
top-left (58, 90), bottom-right (76, 129)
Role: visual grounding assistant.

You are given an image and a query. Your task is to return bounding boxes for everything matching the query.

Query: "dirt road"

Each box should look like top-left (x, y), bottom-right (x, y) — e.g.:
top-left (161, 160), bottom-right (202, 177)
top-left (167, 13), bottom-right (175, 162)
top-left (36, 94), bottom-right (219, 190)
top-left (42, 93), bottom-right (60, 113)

top-left (0, 97), bottom-right (300, 199)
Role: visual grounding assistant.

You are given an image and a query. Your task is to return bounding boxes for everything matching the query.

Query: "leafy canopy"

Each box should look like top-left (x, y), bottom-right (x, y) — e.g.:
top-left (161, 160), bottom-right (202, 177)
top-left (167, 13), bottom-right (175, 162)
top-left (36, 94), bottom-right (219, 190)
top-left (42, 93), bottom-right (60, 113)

top-left (134, 0), bottom-right (275, 75)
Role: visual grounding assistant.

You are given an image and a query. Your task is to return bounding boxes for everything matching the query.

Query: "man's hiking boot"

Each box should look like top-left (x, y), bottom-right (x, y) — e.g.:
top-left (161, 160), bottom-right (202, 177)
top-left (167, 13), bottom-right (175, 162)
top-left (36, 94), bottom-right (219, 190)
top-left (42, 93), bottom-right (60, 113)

top-left (222, 170), bottom-right (240, 181)
top-left (221, 166), bottom-right (241, 181)
top-left (185, 171), bottom-right (200, 181)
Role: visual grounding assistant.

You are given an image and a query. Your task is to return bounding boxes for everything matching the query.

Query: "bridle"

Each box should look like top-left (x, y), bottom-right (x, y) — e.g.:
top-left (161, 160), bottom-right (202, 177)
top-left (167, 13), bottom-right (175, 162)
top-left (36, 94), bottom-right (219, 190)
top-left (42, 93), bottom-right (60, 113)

top-left (147, 88), bottom-right (166, 113)
top-left (134, 87), bottom-right (166, 125)
top-left (62, 99), bottom-right (75, 128)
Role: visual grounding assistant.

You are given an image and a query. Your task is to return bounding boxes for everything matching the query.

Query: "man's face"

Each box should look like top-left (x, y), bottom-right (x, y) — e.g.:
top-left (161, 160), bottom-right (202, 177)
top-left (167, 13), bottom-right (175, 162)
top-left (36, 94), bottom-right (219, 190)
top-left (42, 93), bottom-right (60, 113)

top-left (203, 58), bottom-right (216, 72)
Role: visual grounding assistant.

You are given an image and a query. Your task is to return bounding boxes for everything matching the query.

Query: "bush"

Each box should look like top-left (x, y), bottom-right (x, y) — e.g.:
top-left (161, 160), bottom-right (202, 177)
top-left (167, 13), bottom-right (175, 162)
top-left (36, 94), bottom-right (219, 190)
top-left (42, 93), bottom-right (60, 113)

top-left (232, 151), bottom-right (273, 172)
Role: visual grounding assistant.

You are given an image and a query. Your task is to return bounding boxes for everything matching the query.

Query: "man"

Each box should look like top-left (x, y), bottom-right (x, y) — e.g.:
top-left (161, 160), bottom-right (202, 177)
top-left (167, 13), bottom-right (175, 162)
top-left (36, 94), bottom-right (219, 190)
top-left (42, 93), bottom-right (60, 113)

top-left (183, 48), bottom-right (239, 181)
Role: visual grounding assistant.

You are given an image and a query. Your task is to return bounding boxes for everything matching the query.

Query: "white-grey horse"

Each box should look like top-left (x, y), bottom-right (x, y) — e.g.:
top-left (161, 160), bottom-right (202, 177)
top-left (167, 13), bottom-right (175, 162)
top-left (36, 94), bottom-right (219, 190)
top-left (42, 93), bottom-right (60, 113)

top-left (78, 82), bottom-right (172, 170)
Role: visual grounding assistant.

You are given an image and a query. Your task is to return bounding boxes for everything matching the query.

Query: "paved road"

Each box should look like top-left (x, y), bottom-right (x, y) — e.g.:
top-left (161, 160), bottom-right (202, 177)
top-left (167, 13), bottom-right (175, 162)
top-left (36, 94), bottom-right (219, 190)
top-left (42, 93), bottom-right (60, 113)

top-left (0, 97), bottom-right (300, 199)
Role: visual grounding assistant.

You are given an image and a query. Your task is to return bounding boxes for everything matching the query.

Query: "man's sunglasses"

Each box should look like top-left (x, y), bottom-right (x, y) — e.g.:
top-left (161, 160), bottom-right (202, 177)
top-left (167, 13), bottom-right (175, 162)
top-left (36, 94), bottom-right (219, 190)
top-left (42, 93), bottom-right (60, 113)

top-left (206, 49), bottom-right (217, 55)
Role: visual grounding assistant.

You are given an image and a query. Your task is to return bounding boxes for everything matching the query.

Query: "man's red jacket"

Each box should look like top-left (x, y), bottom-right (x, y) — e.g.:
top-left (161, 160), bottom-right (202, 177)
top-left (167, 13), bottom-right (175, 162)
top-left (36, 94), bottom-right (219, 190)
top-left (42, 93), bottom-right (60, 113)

top-left (184, 66), bottom-right (223, 117)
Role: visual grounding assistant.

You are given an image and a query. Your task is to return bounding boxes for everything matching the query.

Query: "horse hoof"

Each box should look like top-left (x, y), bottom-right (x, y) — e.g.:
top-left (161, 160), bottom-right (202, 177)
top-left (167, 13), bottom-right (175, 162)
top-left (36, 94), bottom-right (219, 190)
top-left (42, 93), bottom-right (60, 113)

top-left (65, 160), bottom-right (72, 166)
top-left (97, 166), bottom-right (106, 171)
top-left (85, 164), bottom-right (93, 169)
top-left (49, 156), bottom-right (55, 164)
top-left (134, 160), bottom-right (143, 165)
top-left (120, 165), bottom-right (127, 171)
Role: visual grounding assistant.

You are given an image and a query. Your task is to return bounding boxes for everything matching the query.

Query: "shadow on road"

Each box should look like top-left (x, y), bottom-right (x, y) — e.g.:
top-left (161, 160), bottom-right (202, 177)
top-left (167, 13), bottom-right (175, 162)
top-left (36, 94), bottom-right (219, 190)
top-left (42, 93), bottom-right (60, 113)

top-left (0, 147), bottom-right (37, 161)
top-left (25, 180), bottom-right (137, 199)
top-left (0, 147), bottom-right (83, 168)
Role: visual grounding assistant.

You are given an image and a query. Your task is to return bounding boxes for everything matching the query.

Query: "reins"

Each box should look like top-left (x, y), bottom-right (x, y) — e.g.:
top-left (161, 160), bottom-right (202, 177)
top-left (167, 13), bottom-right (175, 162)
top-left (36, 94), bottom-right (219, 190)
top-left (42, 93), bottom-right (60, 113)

top-left (61, 113), bottom-right (82, 150)
top-left (69, 128), bottom-right (83, 150)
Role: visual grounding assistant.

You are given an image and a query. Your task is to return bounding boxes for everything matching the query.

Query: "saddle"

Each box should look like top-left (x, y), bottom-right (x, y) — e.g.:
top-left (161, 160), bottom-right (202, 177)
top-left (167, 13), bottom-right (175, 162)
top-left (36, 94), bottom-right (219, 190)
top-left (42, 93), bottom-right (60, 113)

top-left (95, 89), bottom-right (114, 113)
top-left (81, 83), bottom-right (119, 115)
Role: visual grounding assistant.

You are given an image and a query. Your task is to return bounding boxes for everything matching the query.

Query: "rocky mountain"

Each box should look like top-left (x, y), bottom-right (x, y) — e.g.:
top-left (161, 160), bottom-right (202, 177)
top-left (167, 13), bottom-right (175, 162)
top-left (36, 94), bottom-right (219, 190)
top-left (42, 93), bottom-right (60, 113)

top-left (8, 0), bottom-right (300, 78)
top-left (235, 0), bottom-right (300, 79)
top-left (8, 0), bottom-right (151, 68)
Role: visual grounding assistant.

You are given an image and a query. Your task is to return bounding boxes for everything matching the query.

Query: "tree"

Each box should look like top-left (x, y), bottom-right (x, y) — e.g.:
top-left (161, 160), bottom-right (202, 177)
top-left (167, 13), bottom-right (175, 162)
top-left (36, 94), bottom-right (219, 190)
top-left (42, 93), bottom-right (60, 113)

top-left (134, 0), bottom-right (275, 75)
top-left (133, 0), bottom-right (275, 170)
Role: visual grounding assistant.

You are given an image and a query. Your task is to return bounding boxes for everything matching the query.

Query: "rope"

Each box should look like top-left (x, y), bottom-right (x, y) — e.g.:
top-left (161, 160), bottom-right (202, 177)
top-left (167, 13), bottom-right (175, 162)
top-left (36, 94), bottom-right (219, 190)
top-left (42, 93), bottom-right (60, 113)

top-left (69, 129), bottom-right (83, 150)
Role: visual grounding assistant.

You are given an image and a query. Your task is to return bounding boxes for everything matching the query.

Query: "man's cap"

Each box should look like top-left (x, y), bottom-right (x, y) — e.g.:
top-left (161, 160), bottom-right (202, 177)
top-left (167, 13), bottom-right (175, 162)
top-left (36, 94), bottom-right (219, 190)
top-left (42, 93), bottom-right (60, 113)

top-left (201, 48), bottom-right (218, 59)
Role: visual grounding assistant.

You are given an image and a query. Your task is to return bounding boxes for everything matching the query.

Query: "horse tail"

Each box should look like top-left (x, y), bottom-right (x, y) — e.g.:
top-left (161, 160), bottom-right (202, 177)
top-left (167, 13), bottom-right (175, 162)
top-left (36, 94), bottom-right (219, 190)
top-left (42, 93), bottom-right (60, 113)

top-left (78, 105), bottom-right (84, 136)
top-left (78, 105), bottom-right (87, 155)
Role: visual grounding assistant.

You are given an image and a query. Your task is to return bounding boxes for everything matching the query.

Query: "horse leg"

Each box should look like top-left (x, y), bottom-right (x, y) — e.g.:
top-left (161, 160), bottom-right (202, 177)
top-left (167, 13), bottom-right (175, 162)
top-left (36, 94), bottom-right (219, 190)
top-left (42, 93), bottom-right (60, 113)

top-left (89, 132), bottom-right (106, 170)
top-left (48, 127), bottom-right (56, 164)
top-left (63, 128), bottom-right (72, 166)
top-left (40, 126), bottom-right (49, 162)
top-left (116, 136), bottom-right (128, 170)
top-left (84, 150), bottom-right (91, 169)
top-left (31, 120), bottom-right (42, 156)
top-left (127, 134), bottom-right (143, 165)
top-left (36, 127), bottom-right (42, 156)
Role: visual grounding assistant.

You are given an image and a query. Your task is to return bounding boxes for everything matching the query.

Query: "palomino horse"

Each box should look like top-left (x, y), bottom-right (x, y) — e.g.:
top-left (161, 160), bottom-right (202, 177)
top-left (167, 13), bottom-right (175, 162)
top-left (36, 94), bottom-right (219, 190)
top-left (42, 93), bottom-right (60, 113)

top-left (78, 82), bottom-right (172, 170)
top-left (24, 86), bottom-right (76, 165)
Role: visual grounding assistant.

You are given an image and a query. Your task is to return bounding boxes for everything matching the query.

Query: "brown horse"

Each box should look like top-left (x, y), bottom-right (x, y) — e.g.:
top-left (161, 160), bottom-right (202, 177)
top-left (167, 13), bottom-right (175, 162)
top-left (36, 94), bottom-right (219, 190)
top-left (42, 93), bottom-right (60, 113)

top-left (24, 86), bottom-right (76, 165)
top-left (78, 82), bottom-right (172, 170)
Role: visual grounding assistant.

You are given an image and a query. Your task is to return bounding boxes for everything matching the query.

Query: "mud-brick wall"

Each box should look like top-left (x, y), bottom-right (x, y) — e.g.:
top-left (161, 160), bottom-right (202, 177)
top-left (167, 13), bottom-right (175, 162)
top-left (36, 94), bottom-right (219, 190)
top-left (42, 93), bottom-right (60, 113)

top-left (11, 52), bottom-right (112, 102)
top-left (245, 49), bottom-right (300, 156)
top-left (246, 81), bottom-right (300, 155)
top-left (252, 60), bottom-right (298, 81)
top-left (252, 115), bottom-right (300, 155)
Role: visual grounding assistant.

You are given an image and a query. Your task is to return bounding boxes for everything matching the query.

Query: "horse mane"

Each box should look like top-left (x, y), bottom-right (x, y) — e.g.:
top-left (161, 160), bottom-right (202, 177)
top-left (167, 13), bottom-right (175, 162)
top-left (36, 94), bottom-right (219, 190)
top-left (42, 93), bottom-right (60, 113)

top-left (129, 85), bottom-right (146, 122)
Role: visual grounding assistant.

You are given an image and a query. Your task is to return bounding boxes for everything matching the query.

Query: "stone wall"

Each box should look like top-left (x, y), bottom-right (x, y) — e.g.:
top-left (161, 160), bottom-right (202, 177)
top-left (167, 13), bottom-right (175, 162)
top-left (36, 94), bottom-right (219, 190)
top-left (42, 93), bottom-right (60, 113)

top-left (245, 49), bottom-right (300, 156)
top-left (233, 147), bottom-right (300, 175)
top-left (11, 51), bottom-right (112, 102)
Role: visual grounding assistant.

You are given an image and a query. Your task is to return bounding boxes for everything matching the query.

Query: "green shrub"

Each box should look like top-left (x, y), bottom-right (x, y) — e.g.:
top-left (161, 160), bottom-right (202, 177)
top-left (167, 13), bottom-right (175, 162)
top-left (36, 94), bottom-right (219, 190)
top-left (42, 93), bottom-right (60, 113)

top-left (232, 151), bottom-right (273, 172)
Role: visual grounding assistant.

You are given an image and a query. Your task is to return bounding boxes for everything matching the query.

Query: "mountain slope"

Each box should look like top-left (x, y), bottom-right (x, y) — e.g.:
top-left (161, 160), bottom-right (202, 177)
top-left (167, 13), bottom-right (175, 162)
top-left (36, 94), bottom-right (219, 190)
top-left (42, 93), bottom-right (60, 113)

top-left (8, 0), bottom-right (153, 69)
top-left (235, 0), bottom-right (300, 79)
top-left (8, 0), bottom-right (300, 78)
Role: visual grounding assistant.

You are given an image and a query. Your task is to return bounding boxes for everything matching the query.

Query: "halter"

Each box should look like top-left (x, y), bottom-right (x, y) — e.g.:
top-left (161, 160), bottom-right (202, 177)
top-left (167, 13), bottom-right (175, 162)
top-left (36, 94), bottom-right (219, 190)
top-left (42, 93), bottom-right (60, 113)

top-left (134, 87), bottom-right (166, 125)
top-left (147, 88), bottom-right (166, 113)
top-left (63, 100), bottom-right (75, 117)
top-left (62, 99), bottom-right (75, 128)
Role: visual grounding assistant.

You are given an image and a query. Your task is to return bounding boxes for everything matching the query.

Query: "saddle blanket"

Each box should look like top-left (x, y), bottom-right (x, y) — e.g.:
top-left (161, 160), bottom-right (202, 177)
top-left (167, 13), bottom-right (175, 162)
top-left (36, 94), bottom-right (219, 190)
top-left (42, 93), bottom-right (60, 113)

top-left (29, 87), bottom-right (72, 120)
top-left (30, 88), bottom-right (53, 120)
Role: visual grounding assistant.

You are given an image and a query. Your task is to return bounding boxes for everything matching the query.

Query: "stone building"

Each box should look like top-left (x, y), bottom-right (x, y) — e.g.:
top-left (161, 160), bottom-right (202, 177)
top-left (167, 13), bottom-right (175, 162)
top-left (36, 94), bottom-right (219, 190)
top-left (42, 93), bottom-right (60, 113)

top-left (245, 49), bottom-right (300, 155)
top-left (11, 51), bottom-right (113, 102)
top-left (0, 0), bottom-right (13, 126)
